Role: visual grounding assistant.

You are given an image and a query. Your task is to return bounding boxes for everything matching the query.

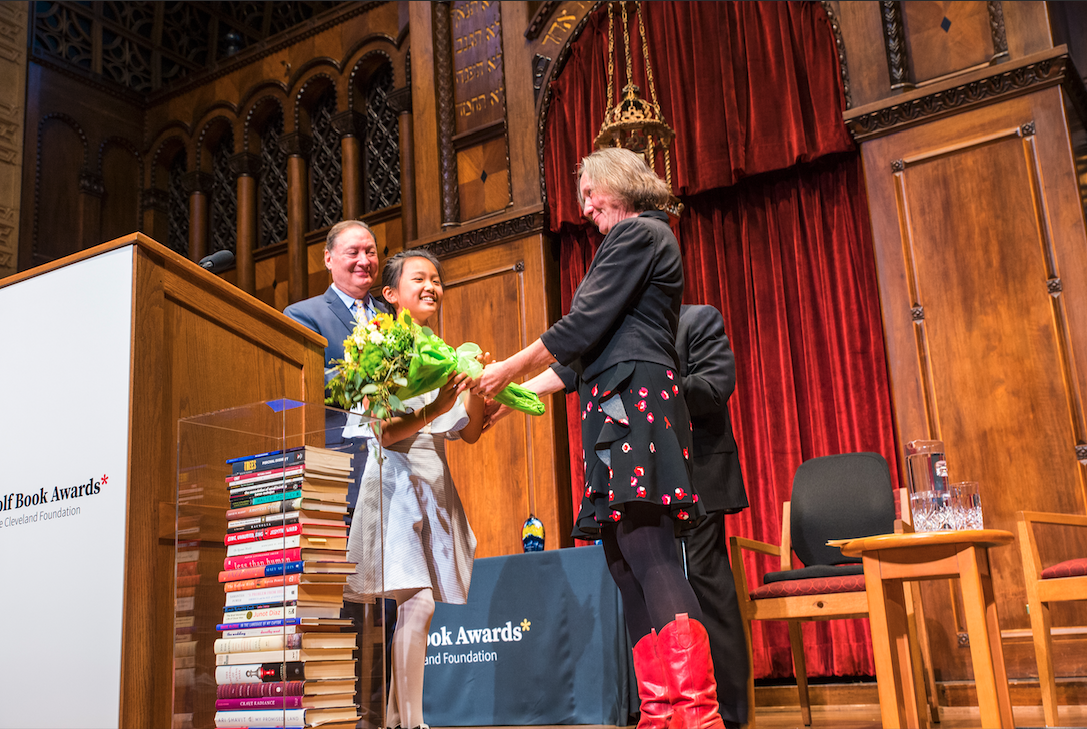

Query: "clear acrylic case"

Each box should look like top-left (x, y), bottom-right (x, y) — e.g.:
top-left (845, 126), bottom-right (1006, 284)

top-left (173, 400), bottom-right (384, 729)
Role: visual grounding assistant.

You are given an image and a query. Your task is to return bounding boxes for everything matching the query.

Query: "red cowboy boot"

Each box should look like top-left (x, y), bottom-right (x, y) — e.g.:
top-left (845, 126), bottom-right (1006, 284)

top-left (657, 613), bottom-right (726, 729)
top-left (632, 629), bottom-right (672, 729)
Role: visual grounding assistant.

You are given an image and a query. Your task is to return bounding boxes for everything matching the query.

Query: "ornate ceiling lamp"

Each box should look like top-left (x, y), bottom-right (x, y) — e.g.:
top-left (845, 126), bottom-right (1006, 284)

top-left (594, 1), bottom-right (683, 216)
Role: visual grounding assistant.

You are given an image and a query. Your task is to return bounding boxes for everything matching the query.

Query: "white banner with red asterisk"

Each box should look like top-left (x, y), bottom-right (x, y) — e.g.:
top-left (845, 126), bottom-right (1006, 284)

top-left (0, 245), bottom-right (132, 729)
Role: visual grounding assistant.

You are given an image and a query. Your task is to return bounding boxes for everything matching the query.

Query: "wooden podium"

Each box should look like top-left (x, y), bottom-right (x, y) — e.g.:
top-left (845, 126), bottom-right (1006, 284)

top-left (0, 233), bottom-right (326, 728)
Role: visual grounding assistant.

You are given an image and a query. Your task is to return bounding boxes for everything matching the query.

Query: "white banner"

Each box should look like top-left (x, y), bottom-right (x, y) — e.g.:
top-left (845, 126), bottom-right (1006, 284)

top-left (0, 247), bottom-right (134, 728)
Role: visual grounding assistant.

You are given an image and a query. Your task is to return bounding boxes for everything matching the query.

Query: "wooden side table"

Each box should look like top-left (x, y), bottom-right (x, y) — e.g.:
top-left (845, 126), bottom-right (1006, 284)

top-left (834, 530), bottom-right (1015, 729)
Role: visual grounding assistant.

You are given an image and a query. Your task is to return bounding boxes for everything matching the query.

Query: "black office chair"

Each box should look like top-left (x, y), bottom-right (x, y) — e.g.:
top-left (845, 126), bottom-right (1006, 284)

top-left (730, 452), bottom-right (936, 727)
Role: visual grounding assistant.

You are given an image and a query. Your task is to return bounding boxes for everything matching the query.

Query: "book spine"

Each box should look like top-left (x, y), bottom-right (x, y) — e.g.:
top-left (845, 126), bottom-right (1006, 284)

top-left (216, 680), bottom-right (303, 699)
top-left (236, 489), bottom-right (303, 508)
top-left (220, 624), bottom-right (303, 639)
top-left (224, 584), bottom-right (300, 608)
top-left (225, 498), bottom-right (303, 520)
top-left (217, 564), bottom-right (270, 583)
top-left (221, 605), bottom-right (298, 624)
top-left (213, 707), bottom-right (305, 727)
top-left (226, 511), bottom-right (298, 533)
top-left (224, 522), bottom-right (303, 546)
top-left (215, 634), bottom-right (304, 653)
top-left (229, 476), bottom-right (304, 498)
top-left (216, 648), bottom-right (308, 665)
top-left (225, 464), bottom-right (305, 486)
top-left (214, 662), bottom-right (305, 684)
top-left (222, 573), bottom-right (302, 592)
top-left (215, 617), bottom-right (301, 632)
top-left (226, 534), bottom-right (302, 557)
top-left (221, 548), bottom-right (302, 571)
top-left (231, 449), bottom-right (305, 475)
top-left (215, 696), bottom-right (303, 710)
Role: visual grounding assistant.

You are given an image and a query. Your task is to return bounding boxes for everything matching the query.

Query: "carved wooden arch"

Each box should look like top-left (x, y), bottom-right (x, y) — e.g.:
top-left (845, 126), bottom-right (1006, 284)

top-left (194, 114), bottom-right (238, 173)
top-left (96, 134), bottom-right (145, 192)
top-left (147, 129), bottom-right (191, 190)
top-left (347, 48), bottom-right (396, 113)
top-left (241, 93), bottom-right (289, 156)
top-left (32, 113), bottom-right (91, 257)
top-left (342, 33), bottom-right (401, 94)
top-left (532, 1), bottom-right (853, 211)
top-left (38, 112), bottom-right (89, 169)
top-left (533, 2), bottom-right (600, 213)
top-left (238, 81), bottom-right (289, 154)
top-left (96, 136), bottom-right (144, 179)
top-left (292, 70), bottom-right (339, 136)
top-left (818, 0), bottom-right (852, 110)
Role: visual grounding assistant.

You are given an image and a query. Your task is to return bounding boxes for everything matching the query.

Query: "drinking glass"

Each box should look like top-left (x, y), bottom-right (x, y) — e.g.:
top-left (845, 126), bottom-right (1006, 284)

top-left (909, 490), bottom-right (936, 532)
top-left (950, 481), bottom-right (983, 530)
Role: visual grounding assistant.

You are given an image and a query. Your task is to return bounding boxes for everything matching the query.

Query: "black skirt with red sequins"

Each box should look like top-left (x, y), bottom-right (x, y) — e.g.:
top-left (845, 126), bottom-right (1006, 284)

top-left (572, 360), bottom-right (706, 538)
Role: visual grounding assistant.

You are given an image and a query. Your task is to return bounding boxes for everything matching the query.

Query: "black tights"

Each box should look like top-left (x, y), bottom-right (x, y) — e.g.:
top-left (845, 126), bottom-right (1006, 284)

top-left (601, 503), bottom-right (703, 644)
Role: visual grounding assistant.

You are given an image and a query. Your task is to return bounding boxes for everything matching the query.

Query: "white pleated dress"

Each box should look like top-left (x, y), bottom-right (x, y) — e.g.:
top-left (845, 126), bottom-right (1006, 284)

top-left (344, 390), bottom-right (477, 605)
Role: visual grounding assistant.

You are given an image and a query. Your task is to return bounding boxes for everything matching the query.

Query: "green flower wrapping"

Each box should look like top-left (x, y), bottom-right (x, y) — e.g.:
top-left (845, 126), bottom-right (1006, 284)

top-left (326, 311), bottom-right (545, 419)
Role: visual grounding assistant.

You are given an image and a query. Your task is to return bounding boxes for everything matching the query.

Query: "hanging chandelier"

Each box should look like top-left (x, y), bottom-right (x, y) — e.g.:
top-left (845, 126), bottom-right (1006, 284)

top-left (594, 1), bottom-right (683, 216)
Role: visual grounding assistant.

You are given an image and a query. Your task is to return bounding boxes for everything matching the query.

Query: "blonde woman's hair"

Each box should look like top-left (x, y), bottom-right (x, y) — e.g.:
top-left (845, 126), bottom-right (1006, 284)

top-left (576, 147), bottom-right (671, 212)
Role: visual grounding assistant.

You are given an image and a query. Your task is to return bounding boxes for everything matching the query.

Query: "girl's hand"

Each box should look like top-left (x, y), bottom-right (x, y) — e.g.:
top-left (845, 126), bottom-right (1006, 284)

top-left (430, 372), bottom-right (471, 417)
top-left (482, 400), bottom-right (512, 432)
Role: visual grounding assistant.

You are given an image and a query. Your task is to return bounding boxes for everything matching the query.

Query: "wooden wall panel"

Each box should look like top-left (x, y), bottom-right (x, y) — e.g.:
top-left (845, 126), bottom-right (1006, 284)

top-left (435, 234), bottom-right (571, 558)
top-left (101, 145), bottom-right (141, 243)
top-left (902, 1), bottom-right (993, 83)
top-left (35, 119), bottom-right (83, 260)
top-left (859, 86), bottom-right (1087, 680)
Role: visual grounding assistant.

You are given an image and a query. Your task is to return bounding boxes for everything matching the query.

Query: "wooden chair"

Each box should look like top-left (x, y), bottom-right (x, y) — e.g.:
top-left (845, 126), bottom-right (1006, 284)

top-left (1015, 510), bottom-right (1087, 727)
top-left (730, 453), bottom-right (938, 728)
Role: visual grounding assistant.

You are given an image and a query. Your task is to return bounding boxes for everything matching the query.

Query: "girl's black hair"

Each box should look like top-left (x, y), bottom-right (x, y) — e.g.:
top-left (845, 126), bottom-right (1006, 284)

top-left (381, 249), bottom-right (444, 291)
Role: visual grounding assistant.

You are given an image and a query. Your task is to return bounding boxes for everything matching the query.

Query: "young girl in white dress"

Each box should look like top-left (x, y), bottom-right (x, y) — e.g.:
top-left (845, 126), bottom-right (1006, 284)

top-left (344, 249), bottom-right (485, 729)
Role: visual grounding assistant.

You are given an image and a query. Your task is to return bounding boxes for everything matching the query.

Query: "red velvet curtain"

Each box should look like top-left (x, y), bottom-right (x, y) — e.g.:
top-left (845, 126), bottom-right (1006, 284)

top-left (542, 2), bottom-right (900, 679)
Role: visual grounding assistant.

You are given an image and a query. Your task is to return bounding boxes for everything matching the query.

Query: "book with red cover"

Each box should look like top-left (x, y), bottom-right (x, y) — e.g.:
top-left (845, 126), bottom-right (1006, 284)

top-left (214, 693), bottom-right (355, 710)
top-left (218, 559), bottom-right (355, 582)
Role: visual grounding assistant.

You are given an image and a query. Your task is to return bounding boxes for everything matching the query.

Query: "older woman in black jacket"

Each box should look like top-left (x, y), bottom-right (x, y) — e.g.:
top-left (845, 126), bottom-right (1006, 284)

top-left (477, 147), bottom-right (726, 729)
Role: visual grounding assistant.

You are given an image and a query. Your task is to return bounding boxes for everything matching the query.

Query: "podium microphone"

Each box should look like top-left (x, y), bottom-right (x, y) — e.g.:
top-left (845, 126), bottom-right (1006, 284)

top-left (199, 250), bottom-right (234, 273)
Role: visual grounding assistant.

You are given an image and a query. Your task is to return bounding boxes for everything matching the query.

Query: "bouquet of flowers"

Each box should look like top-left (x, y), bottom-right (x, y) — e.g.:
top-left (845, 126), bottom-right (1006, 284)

top-left (326, 311), bottom-right (546, 420)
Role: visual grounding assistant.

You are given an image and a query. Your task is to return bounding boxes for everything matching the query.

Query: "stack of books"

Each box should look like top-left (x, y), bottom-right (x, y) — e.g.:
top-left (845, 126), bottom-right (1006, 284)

top-left (212, 446), bottom-right (360, 729)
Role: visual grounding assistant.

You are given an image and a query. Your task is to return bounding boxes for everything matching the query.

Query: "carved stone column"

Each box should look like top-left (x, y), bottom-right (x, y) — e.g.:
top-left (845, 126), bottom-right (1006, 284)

top-left (332, 111), bottom-right (364, 220)
top-left (280, 132), bottom-right (312, 304)
top-left (388, 86), bottom-right (416, 243)
top-left (77, 171), bottom-right (104, 250)
top-left (140, 187), bottom-right (169, 245)
top-left (228, 152), bottom-right (261, 294)
top-left (182, 171), bottom-right (213, 263)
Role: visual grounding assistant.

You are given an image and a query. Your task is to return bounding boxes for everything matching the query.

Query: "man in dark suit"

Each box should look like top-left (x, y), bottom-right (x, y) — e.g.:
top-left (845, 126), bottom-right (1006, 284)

top-left (677, 304), bottom-right (750, 729)
top-left (284, 219), bottom-right (389, 729)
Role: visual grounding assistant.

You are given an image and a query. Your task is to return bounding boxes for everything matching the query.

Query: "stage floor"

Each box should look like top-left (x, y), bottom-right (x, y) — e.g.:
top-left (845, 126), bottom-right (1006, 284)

top-left (434, 703), bottom-right (1087, 729)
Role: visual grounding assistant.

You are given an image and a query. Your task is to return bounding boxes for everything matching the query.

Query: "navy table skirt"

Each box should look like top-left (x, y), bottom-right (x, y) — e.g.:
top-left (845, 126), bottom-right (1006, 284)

top-left (422, 545), bottom-right (637, 726)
